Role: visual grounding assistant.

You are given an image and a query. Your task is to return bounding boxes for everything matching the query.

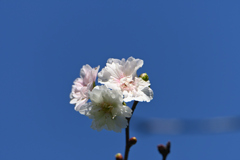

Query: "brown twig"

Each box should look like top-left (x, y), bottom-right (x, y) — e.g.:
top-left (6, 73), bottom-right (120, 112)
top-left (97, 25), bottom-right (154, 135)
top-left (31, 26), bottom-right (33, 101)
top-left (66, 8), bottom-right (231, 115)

top-left (124, 101), bottom-right (139, 160)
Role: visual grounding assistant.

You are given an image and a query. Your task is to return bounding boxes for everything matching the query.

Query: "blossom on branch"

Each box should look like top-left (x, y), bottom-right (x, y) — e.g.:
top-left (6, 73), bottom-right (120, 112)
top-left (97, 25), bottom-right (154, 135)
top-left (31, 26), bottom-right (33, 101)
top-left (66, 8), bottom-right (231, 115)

top-left (98, 57), bottom-right (153, 102)
top-left (82, 85), bottom-right (132, 132)
top-left (70, 64), bottom-right (99, 113)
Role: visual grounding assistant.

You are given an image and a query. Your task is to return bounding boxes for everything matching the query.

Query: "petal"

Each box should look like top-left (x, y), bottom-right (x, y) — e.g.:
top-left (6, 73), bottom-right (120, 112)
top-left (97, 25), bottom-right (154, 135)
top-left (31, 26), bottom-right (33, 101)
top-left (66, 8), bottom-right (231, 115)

top-left (91, 65), bottom-right (100, 81)
top-left (75, 98), bottom-right (89, 112)
top-left (115, 116), bottom-right (128, 129)
top-left (70, 98), bottom-right (78, 104)
top-left (137, 77), bottom-right (151, 90)
top-left (80, 64), bottom-right (92, 79)
top-left (107, 57), bottom-right (126, 65)
top-left (122, 105), bottom-right (132, 117)
top-left (78, 102), bottom-right (92, 116)
top-left (142, 86), bottom-right (153, 101)
top-left (122, 57), bottom-right (143, 77)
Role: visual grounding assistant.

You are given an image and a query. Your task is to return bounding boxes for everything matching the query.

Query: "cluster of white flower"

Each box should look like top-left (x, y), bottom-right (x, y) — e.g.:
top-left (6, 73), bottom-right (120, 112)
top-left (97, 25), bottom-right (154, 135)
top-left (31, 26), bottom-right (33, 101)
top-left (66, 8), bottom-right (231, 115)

top-left (70, 57), bottom-right (153, 132)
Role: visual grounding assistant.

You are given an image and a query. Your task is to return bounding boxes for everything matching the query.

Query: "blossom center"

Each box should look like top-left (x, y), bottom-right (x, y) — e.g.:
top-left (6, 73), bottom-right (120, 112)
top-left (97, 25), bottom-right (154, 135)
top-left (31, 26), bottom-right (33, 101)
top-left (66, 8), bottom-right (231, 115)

top-left (120, 77), bottom-right (136, 92)
top-left (101, 102), bottom-right (113, 113)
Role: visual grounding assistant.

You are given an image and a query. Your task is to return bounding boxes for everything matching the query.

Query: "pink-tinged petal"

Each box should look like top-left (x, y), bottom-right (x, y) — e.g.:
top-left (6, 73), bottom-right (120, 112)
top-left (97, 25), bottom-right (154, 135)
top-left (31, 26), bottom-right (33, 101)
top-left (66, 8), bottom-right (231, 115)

top-left (91, 66), bottom-right (100, 81)
top-left (70, 98), bottom-right (78, 104)
top-left (70, 64), bottom-right (100, 112)
top-left (81, 64), bottom-right (93, 85)
top-left (74, 98), bottom-right (88, 111)
top-left (102, 57), bottom-right (143, 79)
top-left (73, 78), bottom-right (84, 86)
top-left (98, 57), bottom-right (153, 102)
top-left (98, 63), bottom-right (124, 82)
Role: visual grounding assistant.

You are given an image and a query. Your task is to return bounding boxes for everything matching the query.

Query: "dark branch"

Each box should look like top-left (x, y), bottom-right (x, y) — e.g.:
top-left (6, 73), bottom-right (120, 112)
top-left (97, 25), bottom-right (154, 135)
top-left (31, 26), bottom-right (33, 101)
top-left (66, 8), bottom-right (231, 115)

top-left (124, 101), bottom-right (139, 160)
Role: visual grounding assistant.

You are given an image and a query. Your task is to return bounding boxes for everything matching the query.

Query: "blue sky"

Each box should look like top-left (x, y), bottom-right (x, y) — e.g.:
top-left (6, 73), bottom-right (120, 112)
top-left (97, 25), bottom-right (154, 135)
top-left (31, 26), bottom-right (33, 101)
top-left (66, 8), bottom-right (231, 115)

top-left (1, 1), bottom-right (240, 160)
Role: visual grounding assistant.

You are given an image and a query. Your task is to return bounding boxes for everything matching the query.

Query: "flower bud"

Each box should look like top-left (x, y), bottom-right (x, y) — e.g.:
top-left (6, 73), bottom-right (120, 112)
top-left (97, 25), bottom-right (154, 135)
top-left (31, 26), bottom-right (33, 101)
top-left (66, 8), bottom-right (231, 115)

top-left (122, 101), bottom-right (127, 106)
top-left (166, 141), bottom-right (171, 151)
top-left (128, 137), bottom-right (137, 147)
top-left (157, 144), bottom-right (167, 154)
top-left (139, 73), bottom-right (149, 81)
top-left (157, 141), bottom-right (171, 159)
top-left (115, 153), bottom-right (123, 160)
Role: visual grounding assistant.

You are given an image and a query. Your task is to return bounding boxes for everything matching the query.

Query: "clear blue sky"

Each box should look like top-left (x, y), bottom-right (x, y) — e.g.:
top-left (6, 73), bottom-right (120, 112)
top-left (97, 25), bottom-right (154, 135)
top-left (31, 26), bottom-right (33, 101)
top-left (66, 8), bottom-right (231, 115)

top-left (1, 1), bottom-right (240, 160)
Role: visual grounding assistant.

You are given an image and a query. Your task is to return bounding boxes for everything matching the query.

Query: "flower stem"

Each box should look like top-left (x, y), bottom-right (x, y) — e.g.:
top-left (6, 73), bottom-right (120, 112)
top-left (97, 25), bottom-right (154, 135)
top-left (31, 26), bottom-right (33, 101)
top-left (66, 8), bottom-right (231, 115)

top-left (124, 101), bottom-right (139, 160)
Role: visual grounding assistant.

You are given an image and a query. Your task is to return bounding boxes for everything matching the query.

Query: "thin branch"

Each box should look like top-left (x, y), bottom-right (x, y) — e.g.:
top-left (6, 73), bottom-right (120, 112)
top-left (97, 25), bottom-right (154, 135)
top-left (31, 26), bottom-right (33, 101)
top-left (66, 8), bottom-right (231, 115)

top-left (124, 101), bottom-right (139, 160)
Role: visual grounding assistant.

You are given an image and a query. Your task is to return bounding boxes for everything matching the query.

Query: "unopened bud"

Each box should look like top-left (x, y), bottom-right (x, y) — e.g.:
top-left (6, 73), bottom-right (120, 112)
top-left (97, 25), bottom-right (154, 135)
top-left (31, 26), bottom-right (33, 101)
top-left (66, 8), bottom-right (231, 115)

top-left (129, 137), bottom-right (137, 147)
top-left (166, 141), bottom-right (171, 151)
top-left (157, 141), bottom-right (171, 158)
top-left (115, 153), bottom-right (123, 160)
top-left (157, 144), bottom-right (165, 152)
top-left (122, 101), bottom-right (127, 106)
top-left (139, 73), bottom-right (149, 81)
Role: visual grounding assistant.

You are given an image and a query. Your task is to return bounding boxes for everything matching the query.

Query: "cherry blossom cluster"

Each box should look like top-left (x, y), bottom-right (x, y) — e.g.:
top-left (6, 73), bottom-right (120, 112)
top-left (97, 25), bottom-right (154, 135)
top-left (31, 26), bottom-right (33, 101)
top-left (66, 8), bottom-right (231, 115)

top-left (70, 57), bottom-right (153, 132)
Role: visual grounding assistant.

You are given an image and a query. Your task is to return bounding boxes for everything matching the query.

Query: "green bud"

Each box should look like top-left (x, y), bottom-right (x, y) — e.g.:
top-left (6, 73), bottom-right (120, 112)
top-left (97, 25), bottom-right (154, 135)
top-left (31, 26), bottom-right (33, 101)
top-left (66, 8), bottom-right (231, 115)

top-left (139, 73), bottom-right (149, 81)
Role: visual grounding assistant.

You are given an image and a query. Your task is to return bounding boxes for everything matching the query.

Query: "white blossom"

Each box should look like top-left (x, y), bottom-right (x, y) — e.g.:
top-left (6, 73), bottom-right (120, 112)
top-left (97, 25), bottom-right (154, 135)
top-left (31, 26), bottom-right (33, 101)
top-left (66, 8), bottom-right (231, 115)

top-left (70, 64), bottom-right (99, 113)
top-left (82, 85), bottom-right (132, 132)
top-left (98, 57), bottom-right (153, 102)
